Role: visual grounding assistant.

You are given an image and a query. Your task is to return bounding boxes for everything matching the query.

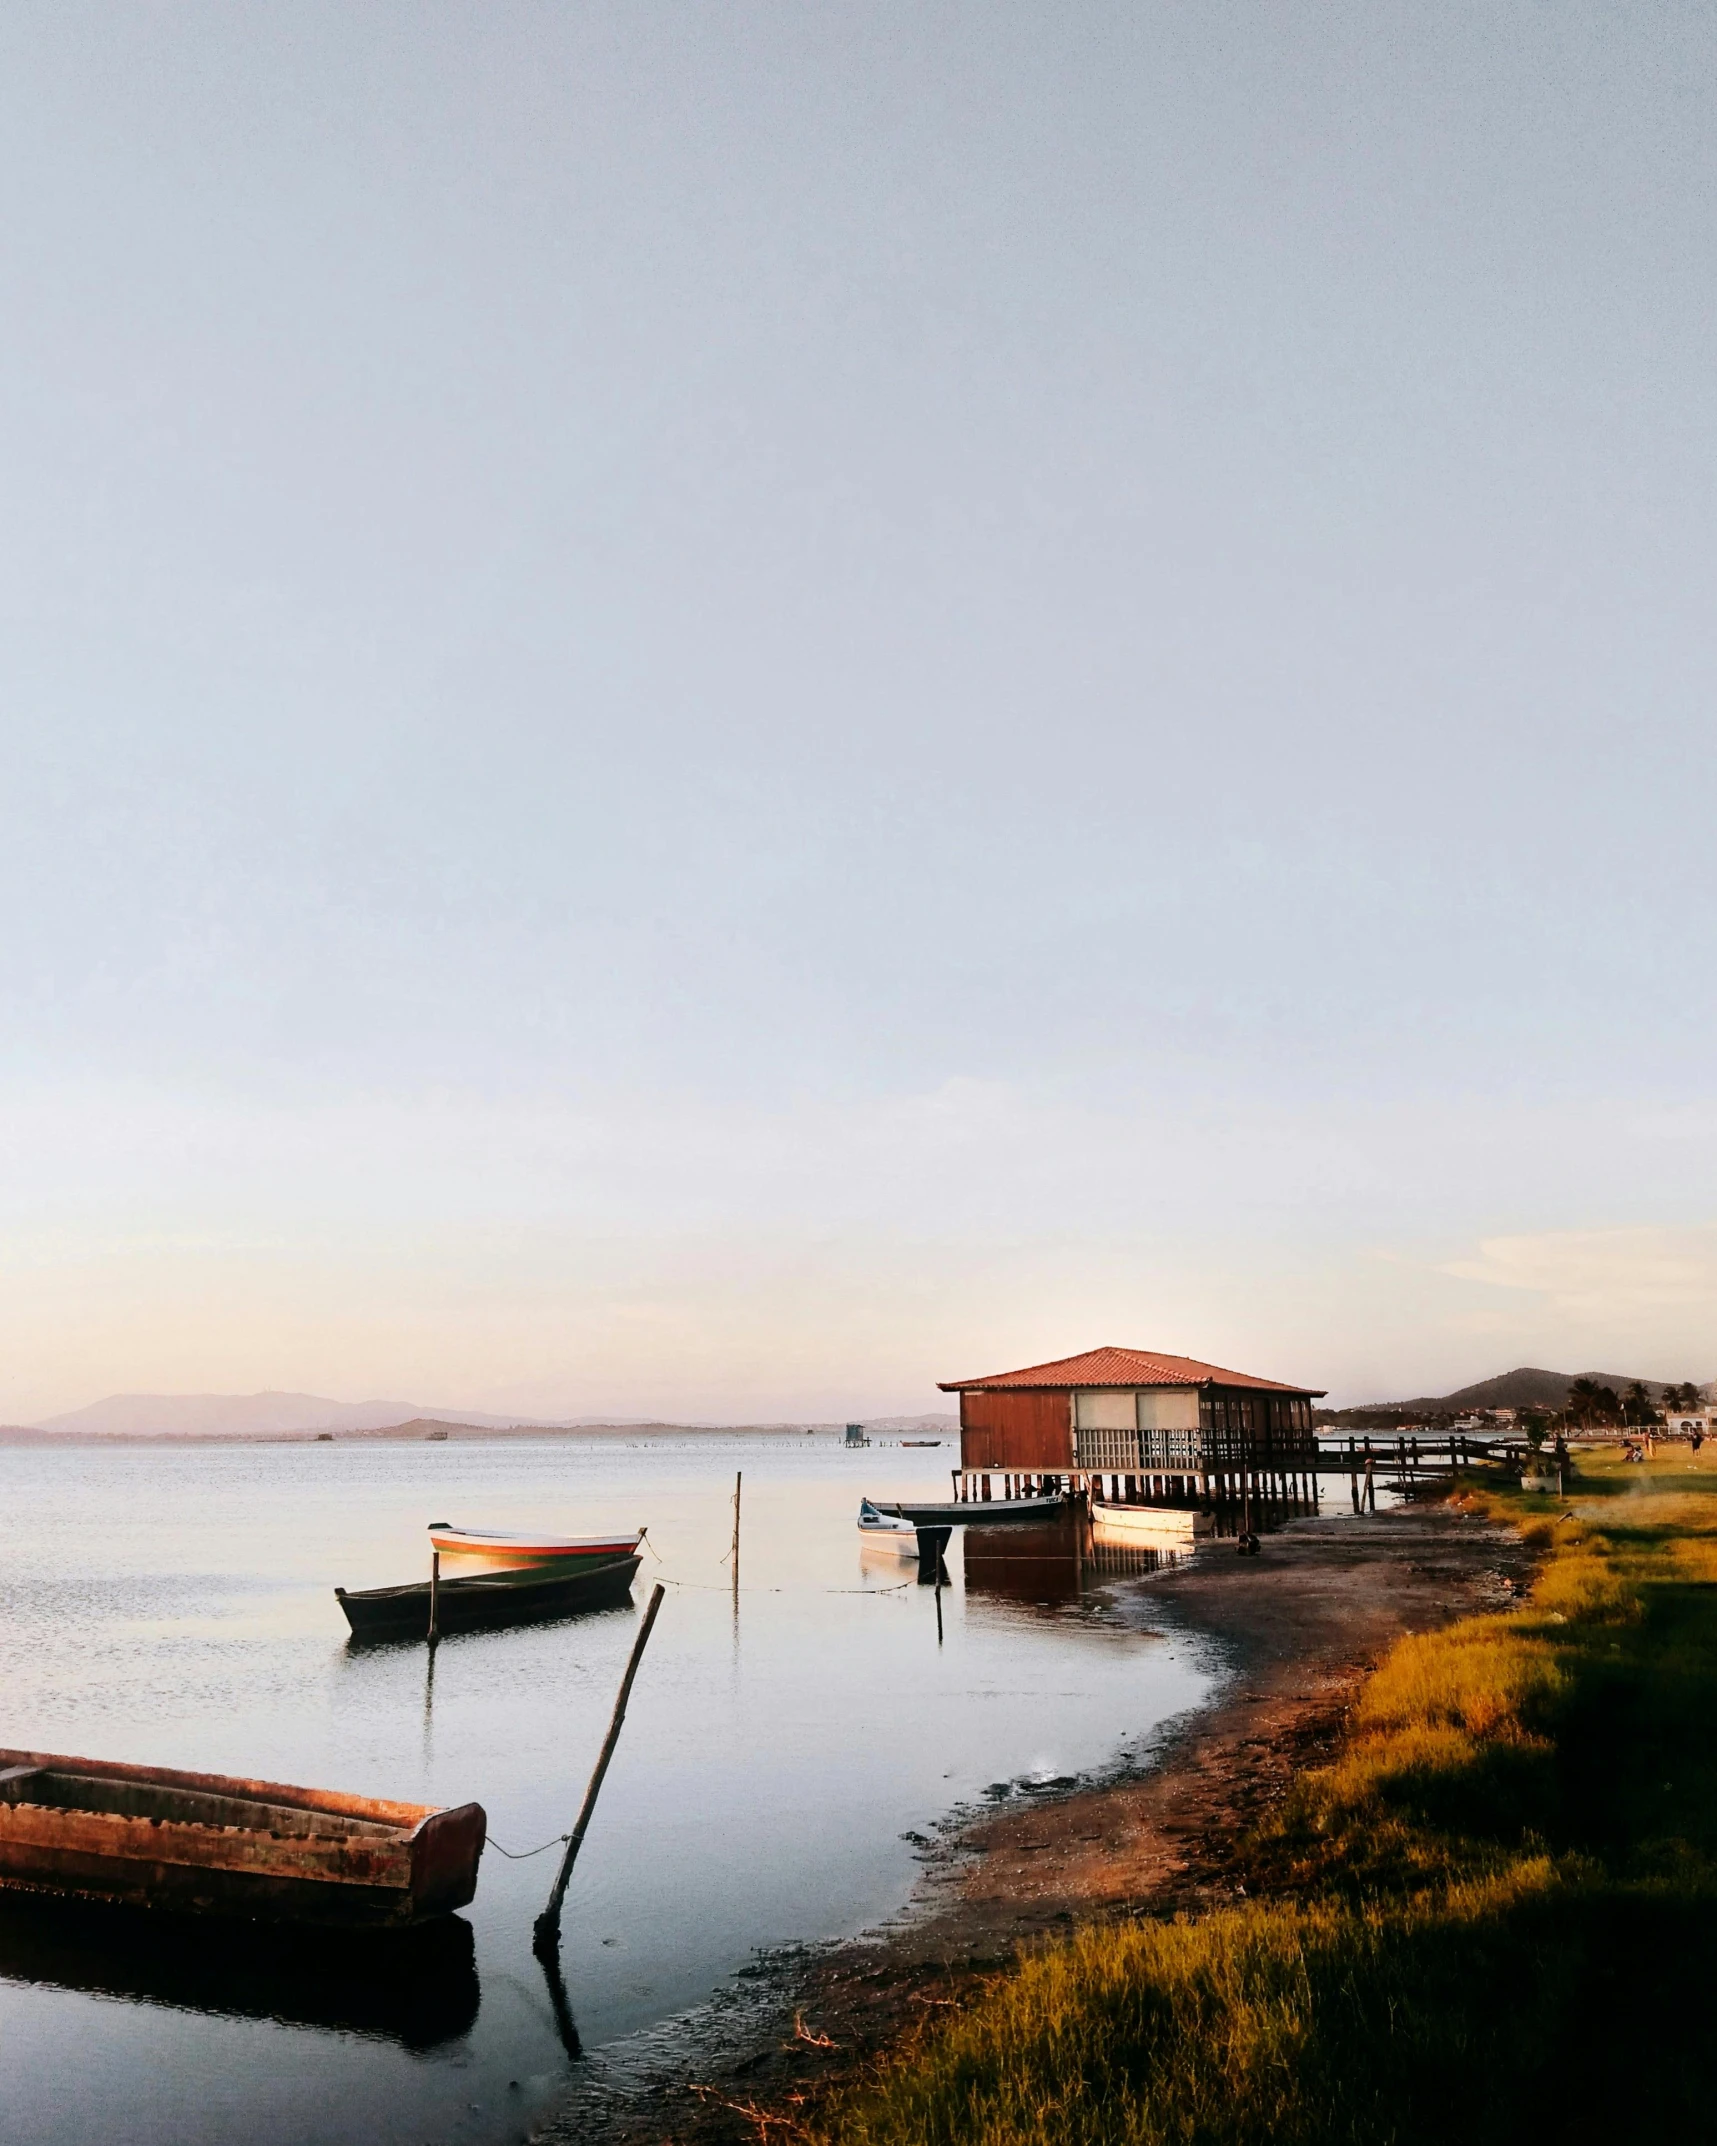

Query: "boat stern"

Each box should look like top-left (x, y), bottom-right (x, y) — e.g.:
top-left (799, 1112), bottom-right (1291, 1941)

top-left (407, 1801), bottom-right (486, 1919)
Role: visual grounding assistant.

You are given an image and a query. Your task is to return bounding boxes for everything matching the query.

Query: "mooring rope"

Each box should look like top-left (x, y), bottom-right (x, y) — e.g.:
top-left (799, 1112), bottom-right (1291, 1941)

top-left (651, 1573), bottom-right (920, 1596)
top-left (487, 1831), bottom-right (573, 1860)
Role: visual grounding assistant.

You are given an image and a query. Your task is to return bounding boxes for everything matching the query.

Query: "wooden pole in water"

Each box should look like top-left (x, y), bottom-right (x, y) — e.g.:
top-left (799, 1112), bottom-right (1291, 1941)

top-left (534, 1582), bottom-right (667, 1955)
top-left (427, 1549), bottom-right (440, 1644)
top-left (731, 1470), bottom-right (742, 1591)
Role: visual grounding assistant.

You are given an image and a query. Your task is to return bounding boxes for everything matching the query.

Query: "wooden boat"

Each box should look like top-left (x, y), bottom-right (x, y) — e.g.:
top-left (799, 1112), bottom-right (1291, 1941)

top-left (1090, 1500), bottom-right (1213, 1544)
top-left (427, 1521), bottom-right (644, 1573)
top-left (857, 1497), bottom-right (921, 1555)
top-left (338, 1551), bottom-right (641, 1641)
top-left (0, 1748), bottom-right (485, 1927)
top-left (900, 1439), bottom-right (942, 1448)
top-left (867, 1492), bottom-right (1065, 1527)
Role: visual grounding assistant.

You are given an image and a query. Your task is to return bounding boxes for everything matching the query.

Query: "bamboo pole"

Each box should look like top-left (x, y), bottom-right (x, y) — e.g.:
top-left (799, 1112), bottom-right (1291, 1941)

top-left (731, 1470), bottom-right (742, 1591)
top-left (534, 1582), bottom-right (667, 1955)
top-left (428, 1549), bottom-right (440, 1644)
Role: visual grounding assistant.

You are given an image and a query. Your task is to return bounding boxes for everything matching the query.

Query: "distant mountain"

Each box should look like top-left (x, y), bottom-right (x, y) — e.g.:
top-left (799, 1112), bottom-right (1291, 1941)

top-left (26, 1393), bottom-right (963, 1440)
top-left (33, 1391), bottom-right (552, 1437)
top-left (1363, 1366), bottom-right (1712, 1414)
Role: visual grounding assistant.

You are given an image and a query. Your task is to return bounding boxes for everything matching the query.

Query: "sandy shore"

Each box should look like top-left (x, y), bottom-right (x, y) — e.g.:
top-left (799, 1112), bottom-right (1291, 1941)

top-left (535, 1498), bottom-right (1532, 2145)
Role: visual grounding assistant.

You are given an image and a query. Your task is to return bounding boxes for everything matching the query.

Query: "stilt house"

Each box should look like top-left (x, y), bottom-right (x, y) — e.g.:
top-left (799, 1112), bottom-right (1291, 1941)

top-left (938, 1345), bottom-right (1324, 1498)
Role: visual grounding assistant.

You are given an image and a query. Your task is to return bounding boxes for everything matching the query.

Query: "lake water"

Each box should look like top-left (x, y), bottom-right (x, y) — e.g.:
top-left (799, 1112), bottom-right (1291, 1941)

top-left (0, 1435), bottom-right (1219, 2146)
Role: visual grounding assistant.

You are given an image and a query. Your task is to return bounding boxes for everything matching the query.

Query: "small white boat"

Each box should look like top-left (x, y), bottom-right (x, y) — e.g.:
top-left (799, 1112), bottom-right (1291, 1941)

top-left (428, 1522), bottom-right (645, 1575)
top-left (857, 1498), bottom-right (921, 1555)
top-left (1090, 1501), bottom-right (1213, 1544)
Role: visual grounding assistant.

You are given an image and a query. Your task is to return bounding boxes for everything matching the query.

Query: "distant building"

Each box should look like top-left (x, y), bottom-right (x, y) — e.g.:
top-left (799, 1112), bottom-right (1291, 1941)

top-left (938, 1345), bottom-right (1325, 1485)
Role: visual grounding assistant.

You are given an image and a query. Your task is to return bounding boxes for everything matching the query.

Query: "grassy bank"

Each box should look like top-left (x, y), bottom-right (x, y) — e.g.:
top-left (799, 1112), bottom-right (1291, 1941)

top-left (818, 1456), bottom-right (1717, 2146)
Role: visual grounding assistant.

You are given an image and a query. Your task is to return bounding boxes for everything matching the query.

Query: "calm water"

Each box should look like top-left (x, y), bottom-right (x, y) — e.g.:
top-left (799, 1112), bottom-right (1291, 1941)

top-left (0, 1436), bottom-right (1217, 2146)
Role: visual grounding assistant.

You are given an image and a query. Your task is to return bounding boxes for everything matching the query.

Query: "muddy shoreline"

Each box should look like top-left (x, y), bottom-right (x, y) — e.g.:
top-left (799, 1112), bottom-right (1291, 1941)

top-left (534, 1499), bottom-right (1532, 2145)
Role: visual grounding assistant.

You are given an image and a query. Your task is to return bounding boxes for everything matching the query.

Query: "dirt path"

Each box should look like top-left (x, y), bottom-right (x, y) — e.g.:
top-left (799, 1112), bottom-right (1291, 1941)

top-left (535, 1499), bottom-right (1531, 2145)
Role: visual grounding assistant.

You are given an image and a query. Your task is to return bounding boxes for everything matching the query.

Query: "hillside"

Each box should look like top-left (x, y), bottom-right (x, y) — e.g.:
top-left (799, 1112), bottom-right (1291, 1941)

top-left (1364, 1366), bottom-right (1712, 1414)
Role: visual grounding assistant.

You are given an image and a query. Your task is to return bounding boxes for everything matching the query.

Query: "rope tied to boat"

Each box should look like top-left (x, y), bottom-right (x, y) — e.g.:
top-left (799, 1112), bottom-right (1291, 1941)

top-left (488, 1831), bottom-right (574, 1860)
top-left (651, 1574), bottom-right (919, 1595)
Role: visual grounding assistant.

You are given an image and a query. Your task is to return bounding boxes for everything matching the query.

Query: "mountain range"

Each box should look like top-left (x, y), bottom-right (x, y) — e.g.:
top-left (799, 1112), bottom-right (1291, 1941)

top-left (19, 1391), bottom-right (958, 1439)
top-left (30, 1391), bottom-right (552, 1436)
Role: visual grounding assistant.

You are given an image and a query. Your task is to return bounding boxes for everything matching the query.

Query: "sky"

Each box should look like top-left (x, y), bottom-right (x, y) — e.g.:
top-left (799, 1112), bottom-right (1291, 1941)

top-left (3, 1), bottom-right (1716, 1422)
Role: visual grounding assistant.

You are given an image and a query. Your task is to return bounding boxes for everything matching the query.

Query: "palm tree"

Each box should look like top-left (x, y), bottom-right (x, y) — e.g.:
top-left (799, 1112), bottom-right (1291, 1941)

top-left (1566, 1377), bottom-right (1600, 1428)
top-left (1624, 1379), bottom-right (1654, 1427)
top-left (1567, 1378), bottom-right (1623, 1429)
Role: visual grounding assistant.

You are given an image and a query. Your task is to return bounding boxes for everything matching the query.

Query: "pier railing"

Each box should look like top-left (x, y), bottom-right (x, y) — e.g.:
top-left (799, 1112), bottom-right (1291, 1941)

top-left (1073, 1427), bottom-right (1321, 1472)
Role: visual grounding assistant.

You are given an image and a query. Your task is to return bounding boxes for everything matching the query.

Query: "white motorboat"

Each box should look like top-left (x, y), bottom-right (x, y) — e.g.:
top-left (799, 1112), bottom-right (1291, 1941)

top-left (857, 1498), bottom-right (921, 1555)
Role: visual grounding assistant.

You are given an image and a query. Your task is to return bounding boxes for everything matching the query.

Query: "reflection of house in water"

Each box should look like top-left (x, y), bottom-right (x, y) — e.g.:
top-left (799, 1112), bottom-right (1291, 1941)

top-left (962, 1515), bottom-right (1190, 1612)
top-left (961, 1516), bottom-right (1086, 1608)
top-left (940, 1345), bottom-right (1326, 1506)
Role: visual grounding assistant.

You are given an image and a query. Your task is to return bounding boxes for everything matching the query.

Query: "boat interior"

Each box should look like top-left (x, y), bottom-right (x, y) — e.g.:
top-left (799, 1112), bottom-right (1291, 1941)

top-left (0, 1766), bottom-right (402, 1840)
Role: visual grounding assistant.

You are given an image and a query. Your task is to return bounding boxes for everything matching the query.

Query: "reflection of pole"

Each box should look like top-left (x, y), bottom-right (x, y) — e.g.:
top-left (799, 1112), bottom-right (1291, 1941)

top-left (538, 1941), bottom-right (584, 2059)
top-left (428, 1549), bottom-right (441, 1645)
top-left (534, 1584), bottom-right (667, 1956)
top-left (422, 1635), bottom-right (436, 1761)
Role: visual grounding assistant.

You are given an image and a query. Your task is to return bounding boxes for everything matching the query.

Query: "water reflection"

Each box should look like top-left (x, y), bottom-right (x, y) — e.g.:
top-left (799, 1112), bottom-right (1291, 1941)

top-left (962, 1518), bottom-right (1087, 1607)
top-left (536, 1944), bottom-right (584, 2060)
top-left (0, 1895), bottom-right (481, 2049)
top-left (961, 1488), bottom-right (1328, 1609)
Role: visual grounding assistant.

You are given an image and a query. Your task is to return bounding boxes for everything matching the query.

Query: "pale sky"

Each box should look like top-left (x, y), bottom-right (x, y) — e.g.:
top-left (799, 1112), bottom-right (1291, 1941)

top-left (4, 2), bottom-right (1717, 1423)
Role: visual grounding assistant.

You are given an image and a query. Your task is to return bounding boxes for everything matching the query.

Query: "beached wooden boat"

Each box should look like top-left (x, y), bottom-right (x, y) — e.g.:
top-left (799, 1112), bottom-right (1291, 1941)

top-left (338, 1551), bottom-right (641, 1641)
top-left (427, 1522), bottom-right (644, 1573)
top-left (1090, 1500), bottom-right (1214, 1544)
top-left (0, 1749), bottom-right (485, 1927)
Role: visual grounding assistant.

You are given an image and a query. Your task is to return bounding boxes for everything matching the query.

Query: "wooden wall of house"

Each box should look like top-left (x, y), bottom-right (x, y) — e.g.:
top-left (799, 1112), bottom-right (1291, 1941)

top-left (959, 1389), bottom-right (1075, 1471)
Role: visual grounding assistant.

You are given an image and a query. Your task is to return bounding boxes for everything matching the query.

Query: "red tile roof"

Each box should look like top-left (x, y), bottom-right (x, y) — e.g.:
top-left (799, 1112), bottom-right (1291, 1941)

top-left (938, 1346), bottom-right (1324, 1397)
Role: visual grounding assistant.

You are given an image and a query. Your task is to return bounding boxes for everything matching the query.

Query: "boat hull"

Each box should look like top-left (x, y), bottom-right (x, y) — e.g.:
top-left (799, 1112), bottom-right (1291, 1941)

top-left (427, 1525), bottom-right (643, 1575)
top-left (870, 1494), bottom-right (1065, 1526)
top-left (338, 1553), bottom-right (641, 1641)
top-left (857, 1526), bottom-right (921, 1556)
top-left (1091, 1503), bottom-right (1213, 1543)
top-left (0, 1750), bottom-right (484, 1928)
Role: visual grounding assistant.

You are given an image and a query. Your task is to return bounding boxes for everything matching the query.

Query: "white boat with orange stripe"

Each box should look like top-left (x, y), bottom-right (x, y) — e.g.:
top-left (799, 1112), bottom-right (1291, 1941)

top-left (427, 1522), bottom-right (645, 1575)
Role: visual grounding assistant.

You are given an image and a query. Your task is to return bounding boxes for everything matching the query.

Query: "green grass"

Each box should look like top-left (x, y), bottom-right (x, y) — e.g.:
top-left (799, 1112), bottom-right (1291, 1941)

top-left (817, 1457), bottom-right (1717, 2146)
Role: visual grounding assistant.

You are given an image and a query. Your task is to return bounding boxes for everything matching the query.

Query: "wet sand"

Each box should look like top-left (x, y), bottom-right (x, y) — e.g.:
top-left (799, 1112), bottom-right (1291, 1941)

top-left (536, 1498), bottom-right (1533, 2145)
